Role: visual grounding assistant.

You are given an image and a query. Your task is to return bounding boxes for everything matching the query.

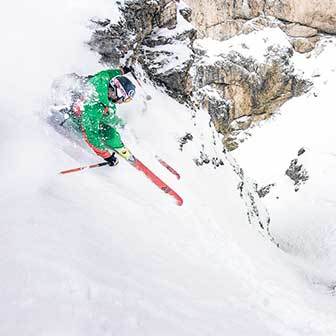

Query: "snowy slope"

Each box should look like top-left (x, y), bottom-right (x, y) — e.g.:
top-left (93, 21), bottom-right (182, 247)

top-left (235, 36), bottom-right (336, 290)
top-left (1, 1), bottom-right (336, 335)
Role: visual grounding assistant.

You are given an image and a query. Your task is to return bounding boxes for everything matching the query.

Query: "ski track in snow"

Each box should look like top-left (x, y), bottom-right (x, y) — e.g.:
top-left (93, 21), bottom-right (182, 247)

top-left (1, 1), bottom-right (336, 335)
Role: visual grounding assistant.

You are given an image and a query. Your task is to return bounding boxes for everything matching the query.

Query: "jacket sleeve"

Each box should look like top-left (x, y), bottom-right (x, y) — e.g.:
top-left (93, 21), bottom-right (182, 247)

top-left (104, 113), bottom-right (126, 129)
top-left (81, 103), bottom-right (106, 151)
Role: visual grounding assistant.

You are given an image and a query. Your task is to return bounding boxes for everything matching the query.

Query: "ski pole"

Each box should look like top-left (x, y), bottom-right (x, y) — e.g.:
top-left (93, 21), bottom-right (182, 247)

top-left (129, 69), bottom-right (152, 101)
top-left (59, 162), bottom-right (109, 175)
top-left (130, 70), bottom-right (142, 88)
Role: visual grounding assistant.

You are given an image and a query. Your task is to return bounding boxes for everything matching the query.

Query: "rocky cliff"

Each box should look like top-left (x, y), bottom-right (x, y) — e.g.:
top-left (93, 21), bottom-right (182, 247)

top-left (183, 0), bottom-right (336, 55)
top-left (184, 0), bottom-right (336, 37)
top-left (89, 0), bottom-right (333, 150)
top-left (191, 27), bottom-right (309, 150)
top-left (89, 0), bottom-right (196, 102)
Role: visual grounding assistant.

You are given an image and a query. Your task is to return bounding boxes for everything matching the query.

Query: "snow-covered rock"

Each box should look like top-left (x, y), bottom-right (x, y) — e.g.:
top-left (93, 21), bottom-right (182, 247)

top-left (235, 36), bottom-right (336, 289)
top-left (89, 0), bottom-right (196, 101)
top-left (184, 0), bottom-right (336, 37)
top-left (183, 1), bottom-right (325, 54)
top-left (241, 16), bottom-right (321, 53)
top-left (88, 2), bottom-right (315, 150)
top-left (192, 28), bottom-right (309, 150)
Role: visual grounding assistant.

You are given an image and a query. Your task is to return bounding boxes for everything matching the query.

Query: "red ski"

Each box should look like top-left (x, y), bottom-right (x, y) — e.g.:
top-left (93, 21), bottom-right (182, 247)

top-left (115, 147), bottom-right (183, 206)
top-left (59, 147), bottom-right (183, 206)
top-left (155, 155), bottom-right (181, 179)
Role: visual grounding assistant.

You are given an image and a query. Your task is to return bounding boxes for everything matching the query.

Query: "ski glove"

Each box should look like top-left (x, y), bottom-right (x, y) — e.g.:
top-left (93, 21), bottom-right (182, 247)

top-left (104, 152), bottom-right (119, 166)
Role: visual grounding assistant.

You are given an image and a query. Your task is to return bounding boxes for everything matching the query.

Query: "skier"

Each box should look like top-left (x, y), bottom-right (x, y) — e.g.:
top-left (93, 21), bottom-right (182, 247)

top-left (58, 66), bottom-right (136, 166)
top-left (55, 68), bottom-right (184, 206)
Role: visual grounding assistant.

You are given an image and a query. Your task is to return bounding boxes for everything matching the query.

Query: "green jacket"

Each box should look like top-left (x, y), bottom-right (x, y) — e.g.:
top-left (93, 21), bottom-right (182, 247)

top-left (81, 69), bottom-right (125, 153)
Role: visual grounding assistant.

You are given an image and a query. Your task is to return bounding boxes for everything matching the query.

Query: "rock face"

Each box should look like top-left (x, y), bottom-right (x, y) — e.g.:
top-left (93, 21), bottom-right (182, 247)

top-left (264, 0), bottom-right (336, 34)
top-left (183, 0), bottom-right (264, 39)
top-left (184, 0), bottom-right (336, 36)
top-left (192, 28), bottom-right (310, 150)
top-left (89, 0), bottom-right (196, 101)
top-left (183, 0), bottom-right (336, 53)
top-left (89, 1), bottom-right (311, 151)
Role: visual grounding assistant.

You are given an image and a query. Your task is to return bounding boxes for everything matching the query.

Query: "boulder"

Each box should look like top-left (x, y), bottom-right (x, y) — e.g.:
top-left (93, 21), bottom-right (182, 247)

top-left (291, 36), bottom-right (321, 53)
top-left (282, 23), bottom-right (318, 38)
top-left (264, 0), bottom-right (336, 34)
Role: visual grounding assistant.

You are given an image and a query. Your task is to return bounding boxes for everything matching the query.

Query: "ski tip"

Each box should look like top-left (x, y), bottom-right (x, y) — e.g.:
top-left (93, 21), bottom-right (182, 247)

top-left (176, 197), bottom-right (184, 206)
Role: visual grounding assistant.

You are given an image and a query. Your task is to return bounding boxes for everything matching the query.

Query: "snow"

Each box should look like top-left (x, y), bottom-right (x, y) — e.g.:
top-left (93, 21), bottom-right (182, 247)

top-left (195, 27), bottom-right (292, 64)
top-left (1, 1), bottom-right (336, 335)
top-left (235, 36), bottom-right (336, 291)
top-left (144, 2), bottom-right (194, 75)
top-left (154, 1), bottom-right (194, 37)
top-left (142, 42), bottom-right (193, 74)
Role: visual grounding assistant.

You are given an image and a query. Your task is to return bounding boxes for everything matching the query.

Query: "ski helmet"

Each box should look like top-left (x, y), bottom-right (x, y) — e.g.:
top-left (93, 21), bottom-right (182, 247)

top-left (109, 76), bottom-right (136, 103)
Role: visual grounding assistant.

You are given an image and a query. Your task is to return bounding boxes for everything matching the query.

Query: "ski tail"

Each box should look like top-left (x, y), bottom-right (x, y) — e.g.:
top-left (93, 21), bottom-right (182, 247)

top-left (133, 158), bottom-right (183, 206)
top-left (155, 156), bottom-right (181, 179)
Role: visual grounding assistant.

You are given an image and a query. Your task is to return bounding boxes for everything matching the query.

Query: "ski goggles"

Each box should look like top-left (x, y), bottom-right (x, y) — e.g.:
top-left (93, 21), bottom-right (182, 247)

top-left (110, 78), bottom-right (133, 103)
